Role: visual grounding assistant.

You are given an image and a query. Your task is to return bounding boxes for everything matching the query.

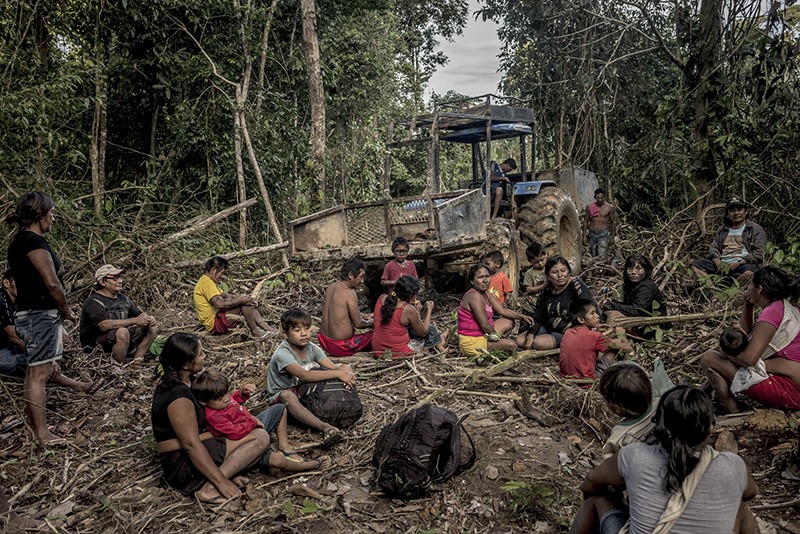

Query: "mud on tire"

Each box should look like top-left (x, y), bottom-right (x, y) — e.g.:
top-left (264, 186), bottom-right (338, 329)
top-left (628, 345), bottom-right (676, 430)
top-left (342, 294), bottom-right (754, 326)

top-left (516, 187), bottom-right (581, 274)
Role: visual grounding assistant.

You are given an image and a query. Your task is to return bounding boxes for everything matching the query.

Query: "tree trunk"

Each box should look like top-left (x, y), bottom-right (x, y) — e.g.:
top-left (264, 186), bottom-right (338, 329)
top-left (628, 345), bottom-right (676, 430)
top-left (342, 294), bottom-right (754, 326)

top-left (234, 100), bottom-right (247, 249)
top-left (299, 0), bottom-right (326, 208)
top-left (89, 0), bottom-right (107, 217)
top-left (255, 0), bottom-right (279, 116)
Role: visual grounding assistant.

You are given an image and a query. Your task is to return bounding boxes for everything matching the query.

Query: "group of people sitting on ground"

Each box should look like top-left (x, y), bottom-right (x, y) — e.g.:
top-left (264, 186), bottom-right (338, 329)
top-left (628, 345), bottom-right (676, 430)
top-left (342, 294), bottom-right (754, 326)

top-left (2, 188), bottom-right (799, 523)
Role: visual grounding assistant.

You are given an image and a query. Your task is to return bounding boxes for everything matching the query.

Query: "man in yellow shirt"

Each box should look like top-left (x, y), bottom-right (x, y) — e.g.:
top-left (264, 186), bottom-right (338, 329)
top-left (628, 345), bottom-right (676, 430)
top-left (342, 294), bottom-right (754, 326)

top-left (194, 256), bottom-right (274, 338)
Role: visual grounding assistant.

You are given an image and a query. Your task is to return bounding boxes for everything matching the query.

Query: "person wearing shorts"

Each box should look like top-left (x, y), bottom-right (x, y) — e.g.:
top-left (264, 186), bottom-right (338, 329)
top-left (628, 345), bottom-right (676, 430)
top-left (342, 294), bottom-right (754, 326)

top-left (80, 264), bottom-right (158, 364)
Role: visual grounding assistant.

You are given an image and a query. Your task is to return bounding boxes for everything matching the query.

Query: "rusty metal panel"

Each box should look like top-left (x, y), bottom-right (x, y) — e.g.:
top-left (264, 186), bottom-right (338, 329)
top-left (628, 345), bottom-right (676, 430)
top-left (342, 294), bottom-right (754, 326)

top-left (291, 209), bottom-right (347, 252)
top-left (436, 189), bottom-right (486, 248)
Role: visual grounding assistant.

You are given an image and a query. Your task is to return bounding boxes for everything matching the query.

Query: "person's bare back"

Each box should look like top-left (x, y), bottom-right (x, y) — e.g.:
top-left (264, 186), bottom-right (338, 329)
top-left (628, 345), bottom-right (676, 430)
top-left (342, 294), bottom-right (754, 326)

top-left (321, 280), bottom-right (359, 340)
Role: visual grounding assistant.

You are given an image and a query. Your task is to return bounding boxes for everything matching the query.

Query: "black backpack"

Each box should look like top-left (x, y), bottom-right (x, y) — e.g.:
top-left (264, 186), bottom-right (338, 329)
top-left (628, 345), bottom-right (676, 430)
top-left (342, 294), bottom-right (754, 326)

top-left (296, 379), bottom-right (363, 429)
top-left (371, 403), bottom-right (476, 498)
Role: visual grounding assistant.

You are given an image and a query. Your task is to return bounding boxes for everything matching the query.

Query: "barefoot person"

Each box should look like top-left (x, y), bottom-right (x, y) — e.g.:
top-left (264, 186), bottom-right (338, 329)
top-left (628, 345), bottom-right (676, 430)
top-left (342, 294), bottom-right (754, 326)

top-left (6, 192), bottom-right (77, 445)
top-left (582, 188), bottom-right (616, 258)
top-left (151, 333), bottom-right (269, 504)
top-left (603, 253), bottom-right (667, 328)
top-left (79, 264), bottom-right (158, 365)
top-left (318, 258), bottom-right (374, 357)
top-left (0, 270), bottom-right (103, 394)
top-left (700, 266), bottom-right (800, 413)
top-left (193, 256), bottom-right (274, 339)
top-left (458, 264), bottom-right (532, 357)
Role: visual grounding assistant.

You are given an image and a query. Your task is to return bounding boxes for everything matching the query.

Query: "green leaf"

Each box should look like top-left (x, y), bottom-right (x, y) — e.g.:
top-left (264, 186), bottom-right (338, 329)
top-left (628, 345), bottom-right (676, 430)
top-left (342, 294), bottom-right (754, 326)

top-left (300, 500), bottom-right (319, 514)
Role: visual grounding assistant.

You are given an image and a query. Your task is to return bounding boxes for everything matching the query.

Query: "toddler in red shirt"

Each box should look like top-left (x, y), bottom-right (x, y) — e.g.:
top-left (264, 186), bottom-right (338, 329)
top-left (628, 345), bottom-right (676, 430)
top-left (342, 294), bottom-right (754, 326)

top-left (560, 299), bottom-right (631, 380)
top-left (192, 369), bottom-right (329, 473)
top-left (482, 250), bottom-right (513, 304)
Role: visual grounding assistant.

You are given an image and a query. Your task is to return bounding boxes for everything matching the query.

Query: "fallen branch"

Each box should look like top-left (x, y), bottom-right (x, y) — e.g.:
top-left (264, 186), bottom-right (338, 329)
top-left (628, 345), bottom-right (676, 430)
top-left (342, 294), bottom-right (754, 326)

top-left (750, 496), bottom-right (800, 510)
top-left (465, 349), bottom-right (559, 381)
top-left (165, 242), bottom-right (289, 269)
top-left (614, 311), bottom-right (729, 329)
top-left (420, 386), bottom-right (520, 400)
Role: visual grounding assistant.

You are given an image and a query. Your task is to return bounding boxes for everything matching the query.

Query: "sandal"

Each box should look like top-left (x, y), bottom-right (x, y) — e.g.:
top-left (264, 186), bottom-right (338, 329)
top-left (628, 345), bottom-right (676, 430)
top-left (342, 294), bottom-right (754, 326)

top-left (311, 455), bottom-right (331, 470)
top-left (278, 450), bottom-right (305, 463)
top-left (85, 377), bottom-right (106, 395)
top-left (321, 428), bottom-right (343, 447)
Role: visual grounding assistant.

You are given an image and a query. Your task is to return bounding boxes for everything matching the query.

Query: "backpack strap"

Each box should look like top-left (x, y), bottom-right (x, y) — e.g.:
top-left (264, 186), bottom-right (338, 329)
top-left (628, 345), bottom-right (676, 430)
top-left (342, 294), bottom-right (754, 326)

top-left (455, 414), bottom-right (477, 474)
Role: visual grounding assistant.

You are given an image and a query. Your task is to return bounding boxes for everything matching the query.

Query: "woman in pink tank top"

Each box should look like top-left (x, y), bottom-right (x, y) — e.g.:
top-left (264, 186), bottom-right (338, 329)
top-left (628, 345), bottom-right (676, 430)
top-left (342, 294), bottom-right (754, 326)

top-left (372, 276), bottom-right (446, 358)
top-left (458, 264), bottom-right (533, 357)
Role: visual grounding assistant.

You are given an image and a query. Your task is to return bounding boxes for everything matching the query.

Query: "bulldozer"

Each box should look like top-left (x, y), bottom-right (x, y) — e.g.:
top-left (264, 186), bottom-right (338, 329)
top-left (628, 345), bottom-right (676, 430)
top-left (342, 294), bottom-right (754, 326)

top-left (288, 95), bottom-right (598, 293)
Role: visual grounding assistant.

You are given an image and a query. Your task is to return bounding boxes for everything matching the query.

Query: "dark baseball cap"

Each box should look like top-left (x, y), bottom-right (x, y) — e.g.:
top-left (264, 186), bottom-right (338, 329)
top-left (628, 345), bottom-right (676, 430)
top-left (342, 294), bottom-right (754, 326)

top-left (726, 197), bottom-right (749, 209)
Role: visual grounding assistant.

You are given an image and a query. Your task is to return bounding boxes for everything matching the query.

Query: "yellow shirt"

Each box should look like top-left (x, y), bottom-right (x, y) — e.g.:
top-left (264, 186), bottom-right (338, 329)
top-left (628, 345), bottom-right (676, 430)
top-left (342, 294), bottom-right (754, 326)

top-left (194, 274), bottom-right (222, 330)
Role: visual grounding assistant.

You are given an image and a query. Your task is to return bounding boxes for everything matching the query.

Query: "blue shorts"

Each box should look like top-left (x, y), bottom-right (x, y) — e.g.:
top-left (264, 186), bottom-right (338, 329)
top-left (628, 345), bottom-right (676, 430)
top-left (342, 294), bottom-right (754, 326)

top-left (599, 508), bottom-right (628, 534)
top-left (0, 344), bottom-right (26, 376)
top-left (255, 404), bottom-right (285, 433)
top-left (14, 309), bottom-right (64, 366)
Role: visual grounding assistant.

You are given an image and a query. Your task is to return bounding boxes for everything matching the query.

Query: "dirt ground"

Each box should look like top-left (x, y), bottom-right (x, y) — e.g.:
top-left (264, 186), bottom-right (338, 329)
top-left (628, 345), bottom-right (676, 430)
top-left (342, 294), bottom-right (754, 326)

top-left (1, 261), bottom-right (800, 533)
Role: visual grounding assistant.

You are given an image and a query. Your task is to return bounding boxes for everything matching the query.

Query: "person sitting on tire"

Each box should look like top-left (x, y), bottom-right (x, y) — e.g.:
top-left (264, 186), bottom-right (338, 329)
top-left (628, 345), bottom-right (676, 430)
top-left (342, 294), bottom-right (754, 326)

top-left (484, 158), bottom-right (517, 219)
top-left (690, 197), bottom-right (766, 284)
top-left (603, 253), bottom-right (667, 329)
top-left (520, 256), bottom-right (592, 350)
top-left (457, 264), bottom-right (533, 357)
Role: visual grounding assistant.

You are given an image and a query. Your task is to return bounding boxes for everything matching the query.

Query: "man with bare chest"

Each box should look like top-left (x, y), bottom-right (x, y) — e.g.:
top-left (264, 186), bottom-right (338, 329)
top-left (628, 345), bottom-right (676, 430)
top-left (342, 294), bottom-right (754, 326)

top-left (583, 188), bottom-right (616, 258)
top-left (318, 258), bottom-right (374, 356)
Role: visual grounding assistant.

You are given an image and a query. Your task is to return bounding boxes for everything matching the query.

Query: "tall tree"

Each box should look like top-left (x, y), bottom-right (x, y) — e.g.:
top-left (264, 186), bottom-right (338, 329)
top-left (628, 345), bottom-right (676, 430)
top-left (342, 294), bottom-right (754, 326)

top-left (300, 0), bottom-right (326, 207)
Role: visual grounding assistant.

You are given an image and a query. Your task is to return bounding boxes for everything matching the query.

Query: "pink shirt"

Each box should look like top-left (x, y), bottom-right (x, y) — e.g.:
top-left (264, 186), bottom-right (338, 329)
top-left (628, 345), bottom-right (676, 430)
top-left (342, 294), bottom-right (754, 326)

top-left (559, 325), bottom-right (610, 379)
top-left (458, 289), bottom-right (494, 337)
top-left (381, 260), bottom-right (418, 291)
top-left (203, 389), bottom-right (260, 441)
top-left (758, 300), bottom-right (800, 362)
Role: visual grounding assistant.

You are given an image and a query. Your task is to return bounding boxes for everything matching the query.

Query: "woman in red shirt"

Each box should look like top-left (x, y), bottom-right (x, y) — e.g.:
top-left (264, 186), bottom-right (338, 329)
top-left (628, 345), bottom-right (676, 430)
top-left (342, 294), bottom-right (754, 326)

top-left (372, 276), bottom-right (446, 357)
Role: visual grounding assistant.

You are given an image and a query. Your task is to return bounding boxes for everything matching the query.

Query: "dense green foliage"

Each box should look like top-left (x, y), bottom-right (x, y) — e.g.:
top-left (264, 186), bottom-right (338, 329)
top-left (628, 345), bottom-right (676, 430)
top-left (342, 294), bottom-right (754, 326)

top-left (479, 0), bottom-right (800, 240)
top-left (0, 0), bottom-right (467, 255)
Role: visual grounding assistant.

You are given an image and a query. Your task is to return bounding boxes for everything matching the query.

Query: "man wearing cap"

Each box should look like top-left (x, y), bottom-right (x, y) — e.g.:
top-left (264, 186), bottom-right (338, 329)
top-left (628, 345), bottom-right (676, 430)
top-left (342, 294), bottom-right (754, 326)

top-left (79, 265), bottom-right (158, 364)
top-left (690, 197), bottom-right (766, 282)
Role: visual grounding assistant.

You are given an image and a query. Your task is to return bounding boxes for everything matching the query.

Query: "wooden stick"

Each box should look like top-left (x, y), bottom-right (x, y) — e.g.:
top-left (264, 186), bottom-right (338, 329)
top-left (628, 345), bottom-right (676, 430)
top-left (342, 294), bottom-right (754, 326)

top-left (750, 497), bottom-right (800, 510)
top-left (614, 311), bottom-right (729, 328)
top-left (165, 242), bottom-right (289, 269)
top-left (420, 386), bottom-right (520, 400)
top-left (466, 349), bottom-right (559, 381)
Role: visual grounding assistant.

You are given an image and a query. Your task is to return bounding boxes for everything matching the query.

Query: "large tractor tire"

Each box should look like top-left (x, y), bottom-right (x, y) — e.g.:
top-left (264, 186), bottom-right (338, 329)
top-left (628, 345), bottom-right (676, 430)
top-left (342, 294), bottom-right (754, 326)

top-left (480, 218), bottom-right (521, 294)
top-left (516, 187), bottom-right (582, 274)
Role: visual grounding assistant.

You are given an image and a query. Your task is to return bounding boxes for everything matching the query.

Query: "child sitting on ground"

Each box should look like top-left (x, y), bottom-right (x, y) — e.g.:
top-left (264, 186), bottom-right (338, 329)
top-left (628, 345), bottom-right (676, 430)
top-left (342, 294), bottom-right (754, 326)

top-left (192, 369), bottom-right (329, 472)
top-left (559, 299), bottom-right (632, 380)
top-left (517, 243), bottom-right (547, 349)
top-left (598, 362), bottom-right (656, 459)
top-left (483, 250), bottom-right (513, 305)
top-left (267, 308), bottom-right (356, 446)
top-left (381, 237), bottom-right (418, 292)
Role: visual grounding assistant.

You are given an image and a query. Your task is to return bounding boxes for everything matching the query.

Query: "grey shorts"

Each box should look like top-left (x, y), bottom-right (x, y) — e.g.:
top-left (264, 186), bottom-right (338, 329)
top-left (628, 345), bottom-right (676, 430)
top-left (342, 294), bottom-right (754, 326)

top-left (0, 345), bottom-right (26, 376)
top-left (255, 404), bottom-right (285, 433)
top-left (14, 309), bottom-right (64, 366)
top-left (599, 508), bottom-right (628, 534)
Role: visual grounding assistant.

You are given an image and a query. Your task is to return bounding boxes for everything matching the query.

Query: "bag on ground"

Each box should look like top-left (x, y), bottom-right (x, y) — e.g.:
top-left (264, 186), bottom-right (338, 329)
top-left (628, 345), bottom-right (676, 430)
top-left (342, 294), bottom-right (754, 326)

top-left (296, 378), bottom-right (363, 429)
top-left (371, 403), bottom-right (476, 498)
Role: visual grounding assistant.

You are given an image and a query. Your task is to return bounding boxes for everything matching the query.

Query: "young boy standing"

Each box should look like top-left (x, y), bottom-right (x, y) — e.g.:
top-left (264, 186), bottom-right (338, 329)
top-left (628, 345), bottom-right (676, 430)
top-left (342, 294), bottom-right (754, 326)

top-left (559, 299), bottom-right (631, 380)
top-left (381, 237), bottom-right (418, 292)
top-left (482, 250), bottom-right (513, 304)
top-left (268, 308), bottom-right (356, 445)
top-left (192, 369), bottom-right (329, 471)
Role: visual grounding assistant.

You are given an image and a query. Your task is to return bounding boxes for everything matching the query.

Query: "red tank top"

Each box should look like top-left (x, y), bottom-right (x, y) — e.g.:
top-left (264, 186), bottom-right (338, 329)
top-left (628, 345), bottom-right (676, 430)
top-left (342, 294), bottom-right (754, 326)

top-left (372, 299), bottom-right (412, 354)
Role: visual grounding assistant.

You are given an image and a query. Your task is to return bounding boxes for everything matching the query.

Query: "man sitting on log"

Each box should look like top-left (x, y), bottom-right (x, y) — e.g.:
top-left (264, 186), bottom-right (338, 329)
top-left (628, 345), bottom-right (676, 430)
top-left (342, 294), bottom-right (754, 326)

top-left (80, 264), bottom-right (158, 365)
top-left (318, 258), bottom-right (374, 356)
top-left (193, 256), bottom-right (274, 339)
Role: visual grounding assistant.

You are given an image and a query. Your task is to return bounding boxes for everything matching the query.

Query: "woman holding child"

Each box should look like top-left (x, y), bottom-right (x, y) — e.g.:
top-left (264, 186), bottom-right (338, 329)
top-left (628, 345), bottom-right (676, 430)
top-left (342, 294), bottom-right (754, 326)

top-left (603, 253), bottom-right (666, 326)
top-left (522, 256), bottom-right (592, 350)
top-left (570, 385), bottom-right (759, 533)
top-left (457, 264), bottom-right (533, 356)
top-left (372, 275), bottom-right (447, 356)
top-left (151, 332), bottom-right (269, 503)
top-left (701, 265), bottom-right (800, 412)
